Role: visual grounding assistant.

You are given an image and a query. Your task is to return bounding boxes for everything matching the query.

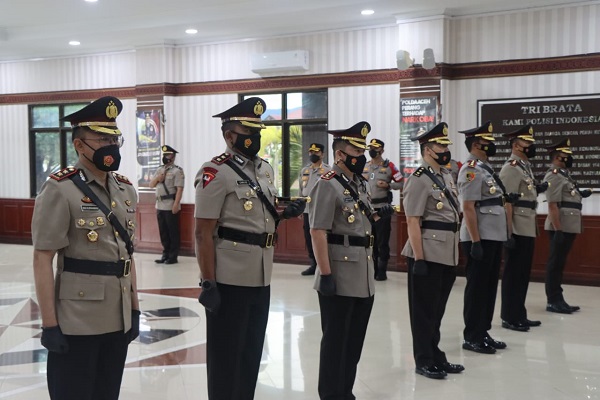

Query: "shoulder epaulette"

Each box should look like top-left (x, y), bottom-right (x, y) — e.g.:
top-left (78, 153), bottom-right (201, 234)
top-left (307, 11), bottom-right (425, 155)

top-left (321, 170), bottom-right (337, 180)
top-left (211, 153), bottom-right (231, 165)
top-left (467, 159), bottom-right (478, 168)
top-left (50, 167), bottom-right (78, 181)
top-left (413, 167), bottom-right (425, 177)
top-left (510, 159), bottom-right (518, 166)
top-left (383, 159), bottom-right (390, 167)
top-left (112, 172), bottom-right (132, 185)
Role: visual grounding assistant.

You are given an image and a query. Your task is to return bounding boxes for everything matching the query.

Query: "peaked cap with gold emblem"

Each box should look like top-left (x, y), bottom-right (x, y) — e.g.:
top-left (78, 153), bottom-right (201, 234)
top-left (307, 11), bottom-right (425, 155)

top-left (459, 120), bottom-right (495, 141)
top-left (61, 96), bottom-right (123, 136)
top-left (368, 139), bottom-right (385, 148)
top-left (503, 124), bottom-right (535, 142)
top-left (212, 97), bottom-right (267, 129)
top-left (412, 122), bottom-right (452, 145)
top-left (328, 121), bottom-right (371, 149)
top-left (162, 145), bottom-right (179, 154)
top-left (308, 143), bottom-right (325, 152)
top-left (545, 137), bottom-right (573, 154)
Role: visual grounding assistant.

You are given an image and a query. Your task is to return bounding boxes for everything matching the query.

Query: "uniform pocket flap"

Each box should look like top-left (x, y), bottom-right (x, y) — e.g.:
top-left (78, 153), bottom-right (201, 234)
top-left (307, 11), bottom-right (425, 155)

top-left (478, 206), bottom-right (501, 216)
top-left (422, 232), bottom-right (446, 242)
top-left (216, 238), bottom-right (252, 253)
top-left (329, 245), bottom-right (360, 262)
top-left (59, 281), bottom-right (105, 301)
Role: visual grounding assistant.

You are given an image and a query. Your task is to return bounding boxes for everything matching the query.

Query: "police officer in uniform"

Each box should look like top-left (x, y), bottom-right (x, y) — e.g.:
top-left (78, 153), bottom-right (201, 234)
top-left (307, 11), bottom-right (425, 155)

top-left (309, 121), bottom-right (393, 399)
top-left (499, 125), bottom-right (545, 331)
top-left (457, 121), bottom-right (510, 354)
top-left (543, 138), bottom-right (591, 314)
top-left (32, 96), bottom-right (140, 400)
top-left (150, 145), bottom-right (185, 264)
top-left (363, 139), bottom-right (403, 281)
top-left (194, 97), bottom-right (306, 399)
top-left (299, 142), bottom-right (331, 276)
top-left (401, 123), bottom-right (464, 379)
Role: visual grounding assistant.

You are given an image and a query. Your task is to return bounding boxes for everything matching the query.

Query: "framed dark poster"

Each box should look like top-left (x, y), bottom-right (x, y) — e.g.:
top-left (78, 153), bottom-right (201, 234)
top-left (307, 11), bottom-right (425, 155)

top-left (399, 97), bottom-right (438, 177)
top-left (479, 95), bottom-right (600, 188)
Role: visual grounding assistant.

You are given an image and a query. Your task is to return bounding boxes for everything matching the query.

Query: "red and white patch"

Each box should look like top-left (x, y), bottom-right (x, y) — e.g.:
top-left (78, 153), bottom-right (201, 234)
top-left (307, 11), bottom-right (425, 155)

top-left (103, 155), bottom-right (115, 167)
top-left (202, 167), bottom-right (218, 188)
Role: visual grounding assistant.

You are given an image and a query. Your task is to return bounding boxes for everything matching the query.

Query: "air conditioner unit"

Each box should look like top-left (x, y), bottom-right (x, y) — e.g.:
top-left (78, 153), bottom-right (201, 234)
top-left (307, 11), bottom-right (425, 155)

top-left (251, 50), bottom-right (309, 74)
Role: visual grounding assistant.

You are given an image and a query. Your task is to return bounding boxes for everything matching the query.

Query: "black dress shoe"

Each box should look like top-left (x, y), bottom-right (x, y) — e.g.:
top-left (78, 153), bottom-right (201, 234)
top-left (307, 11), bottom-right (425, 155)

top-left (301, 266), bottom-right (316, 276)
top-left (563, 301), bottom-right (580, 312)
top-left (546, 302), bottom-right (572, 314)
top-left (164, 259), bottom-right (178, 264)
top-left (483, 335), bottom-right (507, 350)
top-left (155, 258), bottom-right (167, 264)
top-left (524, 319), bottom-right (541, 327)
top-left (415, 365), bottom-right (447, 379)
top-left (438, 362), bottom-right (465, 374)
top-left (502, 320), bottom-right (530, 332)
top-left (375, 271), bottom-right (388, 281)
top-left (462, 340), bottom-right (496, 354)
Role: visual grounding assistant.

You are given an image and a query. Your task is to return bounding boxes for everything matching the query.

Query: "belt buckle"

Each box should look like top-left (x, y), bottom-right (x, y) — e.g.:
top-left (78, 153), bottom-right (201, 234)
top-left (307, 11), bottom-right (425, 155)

top-left (369, 235), bottom-right (374, 248)
top-left (501, 196), bottom-right (506, 206)
top-left (123, 259), bottom-right (131, 277)
top-left (265, 233), bottom-right (274, 248)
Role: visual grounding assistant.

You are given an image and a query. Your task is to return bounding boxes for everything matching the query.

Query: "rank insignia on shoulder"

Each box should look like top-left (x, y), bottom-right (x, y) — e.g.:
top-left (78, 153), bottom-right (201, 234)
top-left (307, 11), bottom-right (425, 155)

top-left (510, 159), bottom-right (518, 166)
top-left (552, 168), bottom-right (559, 174)
top-left (50, 167), bottom-right (78, 181)
top-left (467, 159), bottom-right (478, 168)
top-left (466, 171), bottom-right (476, 182)
top-left (322, 170), bottom-right (337, 180)
top-left (212, 153), bottom-right (231, 165)
top-left (112, 172), bottom-right (132, 185)
top-left (413, 167), bottom-right (424, 177)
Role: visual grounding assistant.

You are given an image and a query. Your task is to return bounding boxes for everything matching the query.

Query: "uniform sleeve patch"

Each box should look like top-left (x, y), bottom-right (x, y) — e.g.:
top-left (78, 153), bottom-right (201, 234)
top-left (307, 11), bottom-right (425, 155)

top-left (50, 167), bottom-right (78, 181)
top-left (112, 172), bottom-right (132, 185)
top-left (321, 170), bottom-right (337, 180)
top-left (201, 167), bottom-right (218, 188)
top-left (211, 153), bottom-right (231, 165)
top-left (466, 171), bottom-right (476, 182)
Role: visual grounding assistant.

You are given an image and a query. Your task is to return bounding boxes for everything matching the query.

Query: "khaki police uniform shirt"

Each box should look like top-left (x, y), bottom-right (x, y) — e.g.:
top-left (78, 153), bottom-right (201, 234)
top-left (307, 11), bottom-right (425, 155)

top-left (401, 162), bottom-right (460, 266)
top-left (457, 155), bottom-right (508, 242)
top-left (194, 149), bottom-right (278, 287)
top-left (31, 162), bottom-right (137, 335)
top-left (299, 161), bottom-right (331, 213)
top-left (362, 159), bottom-right (403, 209)
top-left (154, 164), bottom-right (185, 211)
top-left (308, 164), bottom-right (375, 298)
top-left (499, 154), bottom-right (538, 238)
top-left (543, 167), bottom-right (583, 234)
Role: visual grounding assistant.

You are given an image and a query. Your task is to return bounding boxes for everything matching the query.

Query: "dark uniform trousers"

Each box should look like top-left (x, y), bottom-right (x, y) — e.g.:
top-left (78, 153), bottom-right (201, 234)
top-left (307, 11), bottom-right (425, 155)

top-left (372, 214), bottom-right (392, 269)
top-left (302, 214), bottom-right (316, 267)
top-left (47, 331), bottom-right (129, 400)
top-left (318, 293), bottom-right (374, 400)
top-left (545, 231), bottom-right (577, 303)
top-left (205, 283), bottom-right (270, 400)
top-left (462, 240), bottom-right (503, 342)
top-left (407, 258), bottom-right (456, 368)
top-left (157, 209), bottom-right (181, 260)
top-left (501, 234), bottom-right (535, 323)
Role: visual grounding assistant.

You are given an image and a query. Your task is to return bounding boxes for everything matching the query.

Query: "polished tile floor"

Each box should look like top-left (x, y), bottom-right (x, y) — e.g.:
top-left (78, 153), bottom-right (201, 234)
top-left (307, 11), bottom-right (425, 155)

top-left (0, 243), bottom-right (598, 399)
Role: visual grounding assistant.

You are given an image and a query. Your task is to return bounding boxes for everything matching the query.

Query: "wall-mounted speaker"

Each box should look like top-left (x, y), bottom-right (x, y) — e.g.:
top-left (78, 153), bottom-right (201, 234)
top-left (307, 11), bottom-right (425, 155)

top-left (396, 50), bottom-right (413, 71)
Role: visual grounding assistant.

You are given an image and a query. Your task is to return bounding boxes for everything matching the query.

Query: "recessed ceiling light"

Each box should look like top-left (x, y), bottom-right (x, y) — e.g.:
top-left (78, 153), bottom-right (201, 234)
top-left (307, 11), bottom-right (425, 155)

top-left (69, 41), bottom-right (81, 46)
top-left (361, 9), bottom-right (375, 15)
top-left (185, 28), bottom-right (198, 35)
top-left (84, 0), bottom-right (98, 2)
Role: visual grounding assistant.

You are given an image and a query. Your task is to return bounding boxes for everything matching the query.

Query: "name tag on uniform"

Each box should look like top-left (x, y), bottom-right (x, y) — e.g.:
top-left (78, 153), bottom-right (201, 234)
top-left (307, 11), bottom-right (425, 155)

top-left (344, 197), bottom-right (354, 203)
top-left (127, 208), bottom-right (136, 213)
top-left (237, 180), bottom-right (250, 185)
top-left (81, 205), bottom-right (99, 212)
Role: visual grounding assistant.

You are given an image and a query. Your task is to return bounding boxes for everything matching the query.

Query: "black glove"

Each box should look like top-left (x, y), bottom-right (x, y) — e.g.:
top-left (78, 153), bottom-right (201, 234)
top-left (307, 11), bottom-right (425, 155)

top-left (470, 241), bottom-right (484, 261)
top-left (41, 325), bottom-right (69, 354)
top-left (535, 182), bottom-right (549, 194)
top-left (199, 280), bottom-right (221, 313)
top-left (580, 189), bottom-right (593, 198)
top-left (376, 204), bottom-right (394, 219)
top-left (412, 259), bottom-right (428, 276)
top-left (553, 230), bottom-right (566, 244)
top-left (318, 274), bottom-right (336, 296)
top-left (128, 309), bottom-right (141, 344)
top-left (282, 199), bottom-right (306, 219)
top-left (504, 192), bottom-right (521, 204)
top-left (504, 235), bottom-right (516, 250)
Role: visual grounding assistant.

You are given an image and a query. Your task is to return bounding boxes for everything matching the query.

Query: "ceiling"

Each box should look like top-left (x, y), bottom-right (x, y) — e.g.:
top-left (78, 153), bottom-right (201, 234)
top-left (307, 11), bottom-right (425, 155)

top-left (0, 0), bottom-right (589, 62)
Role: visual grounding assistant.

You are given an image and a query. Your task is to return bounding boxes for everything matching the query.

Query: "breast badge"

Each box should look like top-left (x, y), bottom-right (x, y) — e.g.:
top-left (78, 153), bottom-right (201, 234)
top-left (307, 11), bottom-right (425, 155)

top-left (81, 196), bottom-right (93, 203)
top-left (87, 230), bottom-right (99, 242)
top-left (436, 201), bottom-right (444, 210)
top-left (243, 200), bottom-right (253, 211)
top-left (96, 217), bottom-right (105, 226)
top-left (347, 214), bottom-right (356, 223)
top-left (77, 219), bottom-right (85, 226)
top-left (490, 186), bottom-right (497, 194)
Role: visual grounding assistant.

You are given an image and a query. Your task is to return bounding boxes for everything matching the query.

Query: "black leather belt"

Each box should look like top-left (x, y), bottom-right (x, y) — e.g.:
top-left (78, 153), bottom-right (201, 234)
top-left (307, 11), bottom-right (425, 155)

top-left (63, 257), bottom-right (131, 277)
top-left (475, 197), bottom-right (505, 207)
top-left (327, 233), bottom-right (374, 248)
top-left (514, 200), bottom-right (537, 209)
top-left (559, 201), bottom-right (582, 210)
top-left (159, 193), bottom-right (176, 200)
top-left (421, 221), bottom-right (459, 232)
top-left (218, 226), bottom-right (276, 248)
top-left (371, 197), bottom-right (389, 204)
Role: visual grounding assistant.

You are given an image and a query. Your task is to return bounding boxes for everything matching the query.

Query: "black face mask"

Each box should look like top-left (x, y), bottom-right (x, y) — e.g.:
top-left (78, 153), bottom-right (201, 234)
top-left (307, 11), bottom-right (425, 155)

top-left (233, 132), bottom-right (262, 158)
top-left (559, 155), bottom-right (573, 168)
top-left (162, 156), bottom-right (173, 165)
top-left (340, 151), bottom-right (367, 175)
top-left (368, 149), bottom-right (381, 159)
top-left (432, 150), bottom-right (451, 166)
top-left (309, 154), bottom-right (321, 164)
top-left (479, 142), bottom-right (496, 157)
top-left (83, 141), bottom-right (121, 171)
top-left (523, 143), bottom-right (537, 159)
